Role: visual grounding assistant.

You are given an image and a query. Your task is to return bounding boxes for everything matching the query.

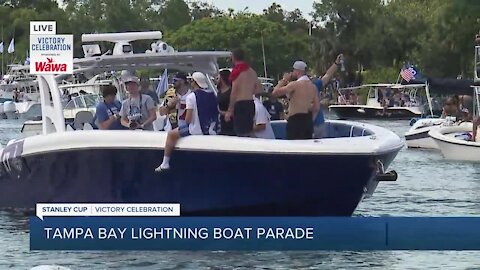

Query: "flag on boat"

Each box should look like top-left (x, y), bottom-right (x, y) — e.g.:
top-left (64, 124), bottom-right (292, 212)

top-left (400, 65), bottom-right (418, 82)
top-left (24, 51), bottom-right (30, 65)
top-left (156, 69), bottom-right (168, 97)
top-left (7, 38), bottom-right (14, 53)
top-left (0, 41), bottom-right (3, 53)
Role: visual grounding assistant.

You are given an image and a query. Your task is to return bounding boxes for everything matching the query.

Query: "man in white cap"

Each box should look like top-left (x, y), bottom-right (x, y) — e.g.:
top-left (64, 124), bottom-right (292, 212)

top-left (156, 72), bottom-right (219, 171)
top-left (272, 60), bottom-right (320, 140)
top-left (120, 75), bottom-right (157, 131)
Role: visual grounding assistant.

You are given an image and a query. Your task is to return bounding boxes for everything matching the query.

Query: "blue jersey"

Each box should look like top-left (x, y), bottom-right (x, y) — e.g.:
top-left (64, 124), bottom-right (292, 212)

top-left (94, 100), bottom-right (125, 130)
top-left (313, 79), bottom-right (325, 126)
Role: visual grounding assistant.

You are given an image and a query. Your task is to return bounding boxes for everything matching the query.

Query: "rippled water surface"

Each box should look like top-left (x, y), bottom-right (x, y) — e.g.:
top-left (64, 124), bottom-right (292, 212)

top-left (1, 119), bottom-right (480, 269)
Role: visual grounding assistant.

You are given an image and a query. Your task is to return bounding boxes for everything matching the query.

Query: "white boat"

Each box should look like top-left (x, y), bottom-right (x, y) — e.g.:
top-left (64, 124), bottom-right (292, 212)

top-left (329, 84), bottom-right (425, 120)
top-left (1, 31), bottom-right (403, 216)
top-left (428, 122), bottom-right (480, 161)
top-left (428, 43), bottom-right (480, 161)
top-left (0, 65), bottom-right (40, 119)
top-left (405, 118), bottom-right (446, 149)
top-left (404, 75), bottom-right (476, 149)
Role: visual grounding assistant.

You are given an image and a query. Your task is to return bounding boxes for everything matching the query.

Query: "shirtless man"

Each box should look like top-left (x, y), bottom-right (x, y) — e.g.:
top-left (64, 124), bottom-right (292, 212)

top-left (225, 48), bottom-right (263, 137)
top-left (272, 61), bottom-right (320, 140)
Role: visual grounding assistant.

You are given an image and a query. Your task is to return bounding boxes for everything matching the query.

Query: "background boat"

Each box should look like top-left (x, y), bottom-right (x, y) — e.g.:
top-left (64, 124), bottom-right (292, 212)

top-left (329, 84), bottom-right (425, 120)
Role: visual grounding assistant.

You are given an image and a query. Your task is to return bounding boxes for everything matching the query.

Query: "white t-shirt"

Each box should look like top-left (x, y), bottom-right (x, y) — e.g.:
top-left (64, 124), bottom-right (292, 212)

top-left (185, 92), bottom-right (202, 135)
top-left (176, 89), bottom-right (192, 127)
top-left (253, 97), bottom-right (275, 139)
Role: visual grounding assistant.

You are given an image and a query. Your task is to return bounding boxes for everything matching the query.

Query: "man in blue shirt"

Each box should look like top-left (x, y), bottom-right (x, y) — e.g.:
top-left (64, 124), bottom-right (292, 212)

top-left (94, 85), bottom-right (125, 130)
top-left (313, 54), bottom-right (344, 139)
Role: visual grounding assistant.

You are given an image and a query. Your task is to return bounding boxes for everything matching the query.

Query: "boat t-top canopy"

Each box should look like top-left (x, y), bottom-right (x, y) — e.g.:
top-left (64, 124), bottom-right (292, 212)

top-left (35, 30), bottom-right (232, 135)
top-left (73, 51), bottom-right (231, 76)
top-left (425, 78), bottom-right (474, 96)
top-left (390, 84), bottom-right (426, 89)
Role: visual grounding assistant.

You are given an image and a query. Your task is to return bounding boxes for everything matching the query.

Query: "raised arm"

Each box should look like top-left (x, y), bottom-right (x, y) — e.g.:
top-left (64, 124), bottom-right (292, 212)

top-left (272, 73), bottom-right (295, 98)
top-left (321, 54), bottom-right (342, 86)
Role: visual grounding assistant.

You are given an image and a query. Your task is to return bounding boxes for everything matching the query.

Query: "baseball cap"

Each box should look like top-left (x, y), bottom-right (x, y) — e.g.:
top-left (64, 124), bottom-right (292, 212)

top-left (123, 75), bottom-right (139, 84)
top-left (191, 72), bottom-right (209, 89)
top-left (173, 72), bottom-right (188, 82)
top-left (293, 61), bottom-right (307, 71)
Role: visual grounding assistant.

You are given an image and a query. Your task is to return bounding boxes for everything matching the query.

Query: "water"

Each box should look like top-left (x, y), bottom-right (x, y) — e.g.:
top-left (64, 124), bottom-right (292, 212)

top-left (1, 119), bottom-right (480, 269)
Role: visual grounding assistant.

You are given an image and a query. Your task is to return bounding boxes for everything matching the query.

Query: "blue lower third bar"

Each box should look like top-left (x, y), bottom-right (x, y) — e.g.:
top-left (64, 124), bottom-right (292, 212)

top-left (30, 217), bottom-right (480, 250)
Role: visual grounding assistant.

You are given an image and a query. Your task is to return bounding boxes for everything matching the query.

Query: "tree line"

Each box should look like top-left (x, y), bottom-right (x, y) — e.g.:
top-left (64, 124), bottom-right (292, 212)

top-left (0, 0), bottom-right (479, 84)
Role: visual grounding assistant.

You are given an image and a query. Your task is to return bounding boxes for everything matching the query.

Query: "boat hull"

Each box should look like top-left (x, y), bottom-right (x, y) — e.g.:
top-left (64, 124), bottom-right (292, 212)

top-left (0, 147), bottom-right (398, 216)
top-left (433, 139), bottom-right (480, 161)
top-left (429, 124), bottom-right (480, 161)
top-left (405, 134), bottom-right (437, 149)
top-left (329, 105), bottom-right (421, 120)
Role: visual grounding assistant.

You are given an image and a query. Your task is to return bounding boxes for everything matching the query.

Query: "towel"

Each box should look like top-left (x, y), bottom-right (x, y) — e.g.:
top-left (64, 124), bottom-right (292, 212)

top-left (229, 62), bottom-right (250, 82)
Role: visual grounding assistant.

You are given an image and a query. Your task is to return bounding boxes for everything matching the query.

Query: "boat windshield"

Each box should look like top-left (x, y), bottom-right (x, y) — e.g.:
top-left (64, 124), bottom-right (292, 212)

top-left (64, 94), bottom-right (101, 109)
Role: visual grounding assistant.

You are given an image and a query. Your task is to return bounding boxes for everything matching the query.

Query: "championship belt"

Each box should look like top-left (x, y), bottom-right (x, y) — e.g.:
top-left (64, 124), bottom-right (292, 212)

top-left (169, 112), bottom-right (178, 129)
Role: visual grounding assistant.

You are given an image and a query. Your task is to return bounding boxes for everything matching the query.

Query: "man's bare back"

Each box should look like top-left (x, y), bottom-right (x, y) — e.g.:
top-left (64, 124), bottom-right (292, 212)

top-left (233, 67), bottom-right (262, 102)
top-left (272, 67), bottom-right (320, 140)
top-left (286, 79), bottom-right (318, 117)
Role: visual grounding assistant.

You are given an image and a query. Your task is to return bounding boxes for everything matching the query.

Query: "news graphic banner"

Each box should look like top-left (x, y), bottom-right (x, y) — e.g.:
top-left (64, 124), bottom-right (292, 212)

top-left (29, 21), bottom-right (73, 74)
top-left (36, 203), bottom-right (180, 220)
top-left (30, 208), bottom-right (480, 250)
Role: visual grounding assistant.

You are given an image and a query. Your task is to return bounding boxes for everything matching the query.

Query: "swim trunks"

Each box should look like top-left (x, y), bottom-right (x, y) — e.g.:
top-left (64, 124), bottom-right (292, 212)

top-left (286, 112), bottom-right (313, 140)
top-left (233, 100), bottom-right (255, 136)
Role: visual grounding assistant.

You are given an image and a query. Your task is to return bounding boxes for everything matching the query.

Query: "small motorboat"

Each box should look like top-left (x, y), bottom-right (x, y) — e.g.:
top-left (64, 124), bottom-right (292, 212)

top-left (428, 43), bottom-right (480, 160)
top-left (0, 31), bottom-right (403, 216)
top-left (405, 118), bottom-right (446, 149)
top-left (404, 77), bottom-right (475, 149)
top-left (429, 122), bottom-right (480, 161)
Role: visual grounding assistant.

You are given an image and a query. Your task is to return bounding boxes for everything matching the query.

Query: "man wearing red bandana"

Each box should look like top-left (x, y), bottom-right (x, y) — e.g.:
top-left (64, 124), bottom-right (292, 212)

top-left (225, 48), bottom-right (263, 137)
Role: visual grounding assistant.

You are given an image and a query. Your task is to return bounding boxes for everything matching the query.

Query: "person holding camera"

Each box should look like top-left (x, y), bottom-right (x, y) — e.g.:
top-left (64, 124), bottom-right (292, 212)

top-left (120, 75), bottom-right (157, 131)
top-left (94, 85), bottom-right (125, 130)
top-left (272, 61), bottom-right (320, 140)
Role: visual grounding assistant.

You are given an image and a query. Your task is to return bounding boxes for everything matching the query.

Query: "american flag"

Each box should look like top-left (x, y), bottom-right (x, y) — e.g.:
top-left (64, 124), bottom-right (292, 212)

top-left (400, 66), bottom-right (417, 82)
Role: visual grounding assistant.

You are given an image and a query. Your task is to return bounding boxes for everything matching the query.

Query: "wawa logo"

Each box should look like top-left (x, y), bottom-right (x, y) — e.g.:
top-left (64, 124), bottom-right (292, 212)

top-left (35, 57), bottom-right (67, 72)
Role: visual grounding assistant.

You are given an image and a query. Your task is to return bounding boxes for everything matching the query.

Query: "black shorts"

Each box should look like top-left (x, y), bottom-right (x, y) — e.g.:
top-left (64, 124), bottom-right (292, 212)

top-left (233, 100), bottom-right (255, 136)
top-left (286, 113), bottom-right (313, 140)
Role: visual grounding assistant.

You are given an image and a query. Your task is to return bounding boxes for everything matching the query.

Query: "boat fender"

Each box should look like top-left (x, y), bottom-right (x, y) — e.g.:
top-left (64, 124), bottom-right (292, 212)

top-left (376, 170), bottom-right (398, 182)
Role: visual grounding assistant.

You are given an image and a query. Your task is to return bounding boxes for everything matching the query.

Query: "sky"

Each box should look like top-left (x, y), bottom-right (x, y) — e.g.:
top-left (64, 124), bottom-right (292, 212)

top-left (209, 0), bottom-right (316, 19)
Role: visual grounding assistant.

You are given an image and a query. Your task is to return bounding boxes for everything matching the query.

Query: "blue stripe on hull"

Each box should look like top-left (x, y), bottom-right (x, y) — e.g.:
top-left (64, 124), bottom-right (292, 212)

top-left (0, 149), bottom-right (398, 216)
top-left (405, 130), bottom-right (430, 141)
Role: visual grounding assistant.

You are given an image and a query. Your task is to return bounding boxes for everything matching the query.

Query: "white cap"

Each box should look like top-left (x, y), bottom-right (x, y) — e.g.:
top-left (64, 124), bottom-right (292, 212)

top-left (192, 72), bottom-right (209, 89)
top-left (293, 61), bottom-right (307, 71)
top-left (123, 75), bottom-right (139, 84)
